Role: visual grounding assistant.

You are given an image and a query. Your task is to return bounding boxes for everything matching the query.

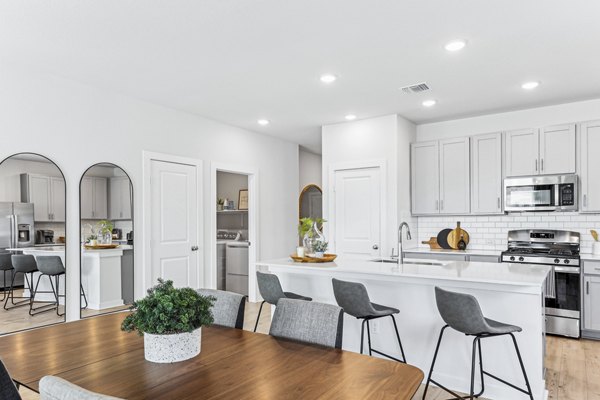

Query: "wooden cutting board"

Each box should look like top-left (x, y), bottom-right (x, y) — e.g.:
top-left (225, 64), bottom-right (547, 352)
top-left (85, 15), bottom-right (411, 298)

top-left (421, 237), bottom-right (442, 249)
top-left (436, 229), bottom-right (453, 249)
top-left (447, 221), bottom-right (470, 250)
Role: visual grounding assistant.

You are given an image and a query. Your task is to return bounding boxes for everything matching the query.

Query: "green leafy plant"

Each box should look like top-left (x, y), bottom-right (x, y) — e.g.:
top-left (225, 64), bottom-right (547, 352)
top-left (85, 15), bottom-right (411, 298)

top-left (96, 219), bottom-right (114, 235)
top-left (297, 217), bottom-right (326, 239)
top-left (87, 234), bottom-right (97, 241)
top-left (121, 279), bottom-right (215, 335)
top-left (312, 240), bottom-right (328, 253)
top-left (217, 198), bottom-right (225, 206)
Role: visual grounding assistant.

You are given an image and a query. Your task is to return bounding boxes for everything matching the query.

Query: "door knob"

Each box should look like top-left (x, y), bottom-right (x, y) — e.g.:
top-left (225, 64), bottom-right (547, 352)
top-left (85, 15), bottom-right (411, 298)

top-left (191, 246), bottom-right (199, 251)
top-left (372, 245), bottom-right (379, 250)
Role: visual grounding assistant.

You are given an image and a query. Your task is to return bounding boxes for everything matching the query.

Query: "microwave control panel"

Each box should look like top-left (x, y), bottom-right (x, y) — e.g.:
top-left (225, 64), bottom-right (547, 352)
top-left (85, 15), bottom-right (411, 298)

top-left (559, 183), bottom-right (575, 206)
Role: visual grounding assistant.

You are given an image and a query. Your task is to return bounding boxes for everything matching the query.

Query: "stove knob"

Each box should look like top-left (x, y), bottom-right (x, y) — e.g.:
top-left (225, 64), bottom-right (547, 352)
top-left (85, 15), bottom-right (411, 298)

top-left (518, 256), bottom-right (524, 262)
top-left (564, 259), bottom-right (570, 264)
top-left (554, 259), bottom-right (560, 264)
top-left (509, 256), bottom-right (515, 261)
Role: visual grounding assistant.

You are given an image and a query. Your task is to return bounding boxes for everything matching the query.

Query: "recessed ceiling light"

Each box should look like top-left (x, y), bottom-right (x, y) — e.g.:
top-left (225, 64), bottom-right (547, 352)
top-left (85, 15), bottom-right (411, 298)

top-left (521, 81), bottom-right (540, 90)
top-left (345, 114), bottom-right (357, 121)
top-left (257, 119), bottom-right (270, 126)
top-left (320, 74), bottom-right (337, 84)
top-left (445, 40), bottom-right (467, 52)
top-left (422, 100), bottom-right (437, 107)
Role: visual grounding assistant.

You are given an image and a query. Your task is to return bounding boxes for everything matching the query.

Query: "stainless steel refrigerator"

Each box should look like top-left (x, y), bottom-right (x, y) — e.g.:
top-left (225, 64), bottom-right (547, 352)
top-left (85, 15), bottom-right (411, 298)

top-left (0, 202), bottom-right (34, 287)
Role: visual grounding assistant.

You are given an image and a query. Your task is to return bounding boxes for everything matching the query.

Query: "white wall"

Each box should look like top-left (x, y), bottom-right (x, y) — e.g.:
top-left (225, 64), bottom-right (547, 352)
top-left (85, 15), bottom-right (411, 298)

top-left (417, 98), bottom-right (600, 141)
top-left (415, 98), bottom-right (600, 253)
top-left (0, 63), bottom-right (299, 321)
top-left (0, 158), bottom-right (63, 202)
top-left (299, 148), bottom-right (322, 191)
top-left (322, 114), bottom-right (416, 255)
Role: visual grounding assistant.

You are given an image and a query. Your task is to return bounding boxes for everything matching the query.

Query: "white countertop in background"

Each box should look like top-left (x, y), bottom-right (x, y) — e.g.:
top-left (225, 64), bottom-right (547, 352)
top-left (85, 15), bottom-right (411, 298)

top-left (258, 257), bottom-right (550, 288)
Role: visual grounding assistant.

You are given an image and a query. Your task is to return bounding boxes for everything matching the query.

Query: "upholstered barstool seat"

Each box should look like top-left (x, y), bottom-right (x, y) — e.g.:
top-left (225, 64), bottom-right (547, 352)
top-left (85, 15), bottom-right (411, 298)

top-left (422, 287), bottom-right (533, 400)
top-left (332, 278), bottom-right (406, 363)
top-left (197, 289), bottom-right (246, 329)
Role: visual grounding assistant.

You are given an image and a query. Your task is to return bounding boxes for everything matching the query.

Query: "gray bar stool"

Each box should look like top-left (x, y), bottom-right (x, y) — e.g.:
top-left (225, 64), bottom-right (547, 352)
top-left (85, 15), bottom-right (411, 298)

top-left (254, 271), bottom-right (312, 332)
top-left (422, 287), bottom-right (534, 400)
top-left (33, 256), bottom-right (89, 316)
top-left (4, 254), bottom-right (37, 311)
top-left (332, 278), bottom-right (406, 363)
top-left (0, 253), bottom-right (14, 301)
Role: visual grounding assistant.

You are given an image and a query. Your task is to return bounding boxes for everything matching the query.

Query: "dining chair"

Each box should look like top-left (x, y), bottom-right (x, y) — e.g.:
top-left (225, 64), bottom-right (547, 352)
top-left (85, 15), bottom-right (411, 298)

top-left (197, 288), bottom-right (246, 329)
top-left (269, 298), bottom-right (344, 349)
top-left (254, 271), bottom-right (312, 332)
top-left (0, 359), bottom-right (21, 400)
top-left (39, 376), bottom-right (124, 400)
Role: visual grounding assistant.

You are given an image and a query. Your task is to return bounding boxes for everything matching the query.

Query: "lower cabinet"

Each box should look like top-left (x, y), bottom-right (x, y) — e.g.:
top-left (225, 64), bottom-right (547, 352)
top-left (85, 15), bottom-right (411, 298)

top-left (217, 244), bottom-right (226, 291)
top-left (583, 261), bottom-right (600, 332)
top-left (404, 252), bottom-right (500, 263)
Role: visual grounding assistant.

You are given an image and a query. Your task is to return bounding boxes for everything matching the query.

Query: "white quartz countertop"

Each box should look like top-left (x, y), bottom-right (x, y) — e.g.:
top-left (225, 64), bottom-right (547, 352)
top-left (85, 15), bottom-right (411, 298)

top-left (404, 247), bottom-right (501, 257)
top-left (257, 257), bottom-right (550, 287)
top-left (581, 253), bottom-right (600, 261)
top-left (8, 245), bottom-right (133, 253)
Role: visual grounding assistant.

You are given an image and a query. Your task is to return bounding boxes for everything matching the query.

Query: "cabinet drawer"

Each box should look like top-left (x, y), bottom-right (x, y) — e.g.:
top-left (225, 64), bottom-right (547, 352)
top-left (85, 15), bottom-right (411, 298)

top-left (584, 261), bottom-right (600, 275)
top-left (468, 255), bottom-right (500, 263)
top-left (404, 252), bottom-right (467, 262)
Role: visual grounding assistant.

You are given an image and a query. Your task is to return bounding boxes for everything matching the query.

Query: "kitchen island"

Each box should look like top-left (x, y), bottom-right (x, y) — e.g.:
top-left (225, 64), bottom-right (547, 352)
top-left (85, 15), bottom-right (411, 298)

top-left (11, 245), bottom-right (132, 310)
top-left (256, 257), bottom-right (550, 400)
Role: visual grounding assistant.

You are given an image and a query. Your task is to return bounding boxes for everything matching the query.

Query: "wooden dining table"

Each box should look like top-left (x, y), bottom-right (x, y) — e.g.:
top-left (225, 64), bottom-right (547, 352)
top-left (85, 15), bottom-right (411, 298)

top-left (0, 313), bottom-right (423, 399)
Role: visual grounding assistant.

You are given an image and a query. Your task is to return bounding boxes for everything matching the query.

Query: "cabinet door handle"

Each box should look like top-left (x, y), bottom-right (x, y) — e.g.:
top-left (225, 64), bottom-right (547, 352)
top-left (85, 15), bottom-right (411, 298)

top-left (497, 197), bottom-right (501, 209)
top-left (435, 200), bottom-right (439, 211)
top-left (584, 194), bottom-right (587, 208)
top-left (440, 200), bottom-right (444, 211)
top-left (541, 158), bottom-right (544, 172)
top-left (587, 281), bottom-right (590, 295)
top-left (535, 159), bottom-right (538, 172)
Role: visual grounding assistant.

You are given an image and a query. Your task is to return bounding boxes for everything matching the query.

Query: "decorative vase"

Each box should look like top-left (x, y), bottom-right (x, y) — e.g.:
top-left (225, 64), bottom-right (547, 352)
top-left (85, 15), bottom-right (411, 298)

top-left (89, 239), bottom-right (97, 246)
top-left (593, 242), bottom-right (600, 255)
top-left (315, 251), bottom-right (324, 258)
top-left (99, 231), bottom-right (112, 245)
top-left (144, 328), bottom-right (201, 363)
top-left (296, 246), bottom-right (305, 258)
top-left (302, 233), bottom-right (313, 254)
top-left (311, 222), bottom-right (326, 251)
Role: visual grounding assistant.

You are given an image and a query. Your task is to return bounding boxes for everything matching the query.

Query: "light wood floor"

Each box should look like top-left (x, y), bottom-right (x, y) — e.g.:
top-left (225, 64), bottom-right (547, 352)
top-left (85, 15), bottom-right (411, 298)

top-left (14, 302), bottom-right (600, 399)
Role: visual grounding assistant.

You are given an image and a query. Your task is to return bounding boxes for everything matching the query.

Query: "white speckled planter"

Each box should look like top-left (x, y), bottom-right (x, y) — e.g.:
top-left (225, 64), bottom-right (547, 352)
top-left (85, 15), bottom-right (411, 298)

top-left (144, 328), bottom-right (201, 363)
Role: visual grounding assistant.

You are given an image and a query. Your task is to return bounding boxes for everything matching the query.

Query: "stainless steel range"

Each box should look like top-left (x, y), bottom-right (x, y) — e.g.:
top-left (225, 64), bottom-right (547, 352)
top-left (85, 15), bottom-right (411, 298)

top-left (501, 229), bottom-right (581, 338)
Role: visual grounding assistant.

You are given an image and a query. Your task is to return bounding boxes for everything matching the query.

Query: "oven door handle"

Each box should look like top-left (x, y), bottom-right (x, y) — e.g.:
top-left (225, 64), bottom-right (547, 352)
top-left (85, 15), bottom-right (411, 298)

top-left (553, 266), bottom-right (580, 274)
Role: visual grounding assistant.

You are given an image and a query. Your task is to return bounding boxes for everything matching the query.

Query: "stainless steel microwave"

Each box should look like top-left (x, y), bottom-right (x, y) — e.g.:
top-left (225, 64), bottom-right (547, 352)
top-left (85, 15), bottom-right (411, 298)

top-left (504, 174), bottom-right (578, 212)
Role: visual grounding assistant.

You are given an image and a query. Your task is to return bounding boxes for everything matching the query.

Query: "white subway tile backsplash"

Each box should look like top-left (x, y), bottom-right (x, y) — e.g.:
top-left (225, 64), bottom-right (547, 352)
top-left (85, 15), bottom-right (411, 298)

top-left (417, 211), bottom-right (600, 252)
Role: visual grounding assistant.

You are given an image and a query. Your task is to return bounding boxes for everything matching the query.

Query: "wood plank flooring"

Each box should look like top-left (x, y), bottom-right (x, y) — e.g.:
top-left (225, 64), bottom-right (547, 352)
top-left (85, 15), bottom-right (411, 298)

top-left (12, 302), bottom-right (600, 399)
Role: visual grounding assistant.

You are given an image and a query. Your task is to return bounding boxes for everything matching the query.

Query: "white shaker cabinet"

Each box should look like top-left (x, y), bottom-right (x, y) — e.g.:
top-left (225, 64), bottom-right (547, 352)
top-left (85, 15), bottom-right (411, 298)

top-left (439, 138), bottom-right (470, 214)
top-left (109, 177), bottom-right (132, 220)
top-left (411, 138), bottom-right (470, 215)
top-left (471, 132), bottom-right (503, 214)
top-left (539, 124), bottom-right (576, 175)
top-left (505, 128), bottom-right (539, 177)
top-left (505, 124), bottom-right (576, 177)
top-left (580, 120), bottom-right (600, 212)
top-left (81, 177), bottom-right (108, 219)
top-left (584, 271), bottom-right (600, 332)
top-left (20, 174), bottom-right (65, 222)
top-left (411, 141), bottom-right (440, 214)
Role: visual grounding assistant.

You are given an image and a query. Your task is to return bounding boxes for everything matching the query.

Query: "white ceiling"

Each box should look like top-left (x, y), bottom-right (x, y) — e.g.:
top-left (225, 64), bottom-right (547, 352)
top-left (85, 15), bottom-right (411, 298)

top-left (1, 1), bottom-right (599, 153)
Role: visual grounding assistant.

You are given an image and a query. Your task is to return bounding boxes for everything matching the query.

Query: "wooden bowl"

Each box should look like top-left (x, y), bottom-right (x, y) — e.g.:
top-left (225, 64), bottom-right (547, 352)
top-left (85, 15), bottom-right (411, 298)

top-left (290, 253), bottom-right (337, 263)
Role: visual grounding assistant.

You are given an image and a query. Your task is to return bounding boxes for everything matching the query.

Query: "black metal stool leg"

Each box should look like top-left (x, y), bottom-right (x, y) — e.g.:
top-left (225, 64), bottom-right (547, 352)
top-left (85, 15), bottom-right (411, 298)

top-left (1, 270), bottom-right (7, 301)
top-left (359, 319), bottom-right (366, 354)
top-left (29, 273), bottom-right (43, 315)
top-left (366, 319), bottom-right (373, 356)
top-left (469, 337), bottom-right (480, 400)
top-left (3, 272), bottom-right (17, 309)
top-left (55, 275), bottom-right (64, 317)
top-left (390, 314), bottom-right (407, 363)
top-left (422, 325), bottom-right (448, 400)
top-left (510, 333), bottom-right (534, 400)
top-left (253, 301), bottom-right (265, 332)
top-left (80, 284), bottom-right (88, 310)
top-left (474, 337), bottom-right (485, 398)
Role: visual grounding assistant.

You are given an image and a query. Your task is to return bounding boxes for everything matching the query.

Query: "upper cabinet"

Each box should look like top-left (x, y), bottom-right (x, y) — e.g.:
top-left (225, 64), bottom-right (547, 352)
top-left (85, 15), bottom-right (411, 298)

top-left (580, 120), bottom-right (600, 212)
top-left (505, 124), bottom-right (576, 177)
top-left (80, 177), bottom-right (107, 220)
top-left (109, 177), bottom-right (132, 220)
top-left (20, 174), bottom-right (65, 222)
top-left (471, 132), bottom-right (503, 214)
top-left (411, 138), bottom-right (470, 215)
top-left (411, 141), bottom-right (439, 214)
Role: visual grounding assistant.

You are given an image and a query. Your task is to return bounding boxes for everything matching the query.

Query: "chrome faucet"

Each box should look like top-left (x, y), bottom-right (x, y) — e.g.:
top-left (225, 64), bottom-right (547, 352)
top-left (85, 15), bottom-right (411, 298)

top-left (391, 222), bottom-right (412, 264)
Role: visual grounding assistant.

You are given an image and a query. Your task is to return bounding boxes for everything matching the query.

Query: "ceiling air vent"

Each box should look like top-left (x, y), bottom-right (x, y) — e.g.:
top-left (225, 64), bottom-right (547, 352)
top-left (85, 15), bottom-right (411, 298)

top-left (400, 82), bottom-right (430, 94)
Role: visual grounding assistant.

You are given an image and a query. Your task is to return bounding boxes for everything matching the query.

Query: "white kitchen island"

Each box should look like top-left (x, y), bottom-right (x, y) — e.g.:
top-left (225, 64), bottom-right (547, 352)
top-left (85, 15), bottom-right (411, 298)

top-left (257, 257), bottom-right (550, 400)
top-left (12, 245), bottom-right (132, 310)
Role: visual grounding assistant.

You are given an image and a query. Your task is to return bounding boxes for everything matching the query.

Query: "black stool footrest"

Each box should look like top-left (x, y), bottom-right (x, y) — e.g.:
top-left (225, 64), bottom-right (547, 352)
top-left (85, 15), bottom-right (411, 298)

top-left (370, 349), bottom-right (405, 363)
top-left (482, 371), bottom-right (531, 395)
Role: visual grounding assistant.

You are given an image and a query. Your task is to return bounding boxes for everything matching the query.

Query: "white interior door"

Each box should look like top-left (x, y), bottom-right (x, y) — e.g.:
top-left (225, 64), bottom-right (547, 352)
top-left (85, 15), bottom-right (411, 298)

top-left (150, 160), bottom-right (198, 288)
top-left (334, 167), bottom-right (381, 258)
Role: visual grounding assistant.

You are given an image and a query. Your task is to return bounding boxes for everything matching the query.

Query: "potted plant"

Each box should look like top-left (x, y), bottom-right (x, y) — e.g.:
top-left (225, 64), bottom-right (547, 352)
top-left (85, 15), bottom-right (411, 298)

top-left (217, 198), bottom-right (225, 211)
top-left (87, 234), bottom-right (98, 246)
top-left (121, 279), bottom-right (215, 363)
top-left (96, 219), bottom-right (114, 244)
top-left (312, 240), bottom-right (328, 258)
top-left (592, 230), bottom-right (600, 255)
